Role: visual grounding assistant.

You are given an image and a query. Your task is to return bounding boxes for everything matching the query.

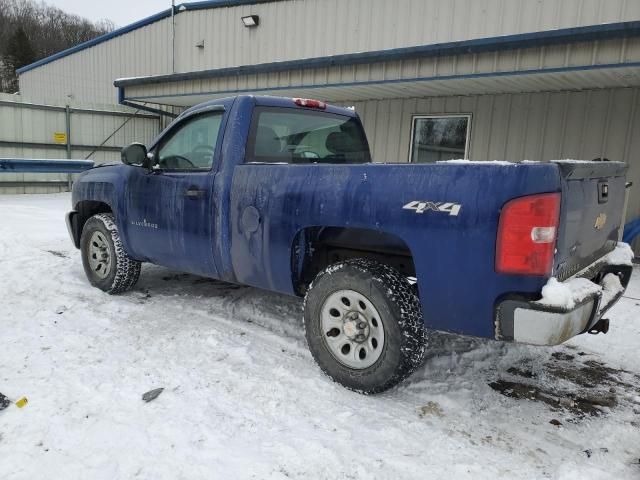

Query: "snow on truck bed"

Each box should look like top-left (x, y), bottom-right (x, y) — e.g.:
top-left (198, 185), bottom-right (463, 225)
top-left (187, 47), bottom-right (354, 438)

top-left (1, 193), bottom-right (639, 480)
top-left (437, 159), bottom-right (619, 165)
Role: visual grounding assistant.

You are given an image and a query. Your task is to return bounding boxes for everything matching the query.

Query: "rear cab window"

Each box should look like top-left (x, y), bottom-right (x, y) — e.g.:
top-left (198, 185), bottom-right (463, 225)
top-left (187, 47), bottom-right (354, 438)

top-left (246, 107), bottom-right (371, 164)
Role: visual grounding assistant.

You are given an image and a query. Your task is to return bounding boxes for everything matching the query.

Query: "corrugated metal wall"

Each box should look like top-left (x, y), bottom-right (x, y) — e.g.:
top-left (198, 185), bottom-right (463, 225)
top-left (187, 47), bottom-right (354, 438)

top-left (175, 0), bottom-right (640, 71)
top-left (19, 0), bottom-right (640, 105)
top-left (120, 36), bottom-right (640, 106)
top-left (0, 94), bottom-right (160, 193)
top-left (347, 87), bottom-right (640, 222)
top-left (19, 18), bottom-right (173, 104)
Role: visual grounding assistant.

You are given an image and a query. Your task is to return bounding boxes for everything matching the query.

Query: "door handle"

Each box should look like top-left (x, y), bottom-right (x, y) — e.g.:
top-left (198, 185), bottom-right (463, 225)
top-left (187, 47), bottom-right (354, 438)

top-left (184, 188), bottom-right (205, 199)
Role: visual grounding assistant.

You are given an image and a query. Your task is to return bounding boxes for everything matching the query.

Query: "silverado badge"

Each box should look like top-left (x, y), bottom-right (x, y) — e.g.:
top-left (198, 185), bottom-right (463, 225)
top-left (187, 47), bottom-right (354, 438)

top-left (131, 219), bottom-right (158, 229)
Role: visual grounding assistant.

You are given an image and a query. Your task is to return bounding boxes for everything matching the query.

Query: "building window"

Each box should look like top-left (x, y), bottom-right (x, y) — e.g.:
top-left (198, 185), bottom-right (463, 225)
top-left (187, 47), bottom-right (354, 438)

top-left (409, 115), bottom-right (471, 163)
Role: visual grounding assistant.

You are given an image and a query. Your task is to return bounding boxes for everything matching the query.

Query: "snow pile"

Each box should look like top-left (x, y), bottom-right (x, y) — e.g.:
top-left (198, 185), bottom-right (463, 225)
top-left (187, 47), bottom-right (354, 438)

top-left (538, 243), bottom-right (634, 309)
top-left (538, 277), bottom-right (602, 309)
top-left (599, 273), bottom-right (625, 312)
top-left (437, 159), bottom-right (516, 166)
top-left (603, 242), bottom-right (635, 266)
top-left (551, 159), bottom-right (619, 164)
top-left (437, 159), bottom-right (624, 166)
top-left (537, 273), bottom-right (625, 311)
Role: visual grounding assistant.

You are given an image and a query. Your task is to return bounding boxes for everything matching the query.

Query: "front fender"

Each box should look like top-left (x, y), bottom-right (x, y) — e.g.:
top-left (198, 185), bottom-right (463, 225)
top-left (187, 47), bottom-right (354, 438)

top-left (71, 165), bottom-right (134, 255)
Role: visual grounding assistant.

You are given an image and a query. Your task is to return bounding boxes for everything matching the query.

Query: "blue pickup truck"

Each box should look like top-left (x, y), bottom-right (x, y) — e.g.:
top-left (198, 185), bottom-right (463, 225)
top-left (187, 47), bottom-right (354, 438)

top-left (66, 95), bottom-right (633, 393)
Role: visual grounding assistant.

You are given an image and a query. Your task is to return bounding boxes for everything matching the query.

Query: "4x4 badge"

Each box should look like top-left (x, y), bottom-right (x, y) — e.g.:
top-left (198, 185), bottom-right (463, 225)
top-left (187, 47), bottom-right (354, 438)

top-left (403, 200), bottom-right (461, 216)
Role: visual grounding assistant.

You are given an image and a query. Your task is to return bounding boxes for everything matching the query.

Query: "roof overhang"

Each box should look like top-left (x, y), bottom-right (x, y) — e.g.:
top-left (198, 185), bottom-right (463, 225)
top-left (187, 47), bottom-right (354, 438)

top-left (118, 63), bottom-right (640, 108)
top-left (115, 21), bottom-right (640, 109)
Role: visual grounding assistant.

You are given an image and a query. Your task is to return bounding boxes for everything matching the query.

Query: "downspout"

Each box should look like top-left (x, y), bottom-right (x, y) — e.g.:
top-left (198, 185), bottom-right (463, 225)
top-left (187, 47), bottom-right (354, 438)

top-left (171, 0), bottom-right (176, 74)
top-left (65, 105), bottom-right (72, 191)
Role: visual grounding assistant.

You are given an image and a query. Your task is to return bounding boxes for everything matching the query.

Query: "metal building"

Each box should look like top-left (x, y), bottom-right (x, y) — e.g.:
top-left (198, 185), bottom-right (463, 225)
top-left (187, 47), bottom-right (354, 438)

top-left (0, 94), bottom-right (160, 193)
top-left (14, 0), bottom-right (640, 226)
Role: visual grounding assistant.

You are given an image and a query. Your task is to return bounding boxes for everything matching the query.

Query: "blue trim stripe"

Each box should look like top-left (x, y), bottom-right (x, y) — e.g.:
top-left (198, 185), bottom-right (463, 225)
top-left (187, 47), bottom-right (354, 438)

top-left (114, 20), bottom-right (640, 88)
top-left (183, 0), bottom-right (271, 11)
top-left (16, 0), bottom-right (281, 74)
top-left (122, 61), bottom-right (640, 103)
top-left (0, 158), bottom-right (94, 173)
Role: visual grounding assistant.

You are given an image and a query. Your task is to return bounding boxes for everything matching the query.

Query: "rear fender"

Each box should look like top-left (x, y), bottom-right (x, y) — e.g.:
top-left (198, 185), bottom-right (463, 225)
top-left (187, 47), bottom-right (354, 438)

top-left (290, 226), bottom-right (417, 295)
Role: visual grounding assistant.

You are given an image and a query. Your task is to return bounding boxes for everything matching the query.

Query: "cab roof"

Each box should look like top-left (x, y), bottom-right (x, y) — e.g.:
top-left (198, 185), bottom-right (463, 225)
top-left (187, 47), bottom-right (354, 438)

top-left (183, 95), bottom-right (358, 118)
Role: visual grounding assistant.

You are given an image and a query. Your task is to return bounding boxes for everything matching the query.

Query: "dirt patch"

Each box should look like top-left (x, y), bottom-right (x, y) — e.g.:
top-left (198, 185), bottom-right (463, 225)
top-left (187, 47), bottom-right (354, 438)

top-left (547, 359), bottom-right (631, 389)
top-left (46, 250), bottom-right (68, 258)
top-left (506, 366), bottom-right (537, 379)
top-left (418, 401), bottom-right (445, 418)
top-left (490, 352), bottom-right (639, 418)
top-left (551, 352), bottom-right (575, 361)
top-left (488, 379), bottom-right (615, 416)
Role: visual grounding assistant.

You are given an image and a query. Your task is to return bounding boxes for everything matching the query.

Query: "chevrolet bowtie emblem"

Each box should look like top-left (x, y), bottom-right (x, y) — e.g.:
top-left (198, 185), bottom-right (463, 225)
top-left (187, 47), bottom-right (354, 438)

top-left (594, 213), bottom-right (607, 230)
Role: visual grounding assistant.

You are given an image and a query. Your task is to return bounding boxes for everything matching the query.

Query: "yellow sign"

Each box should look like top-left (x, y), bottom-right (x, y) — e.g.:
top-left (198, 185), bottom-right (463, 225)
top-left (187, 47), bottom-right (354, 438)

top-left (594, 213), bottom-right (607, 230)
top-left (53, 132), bottom-right (67, 144)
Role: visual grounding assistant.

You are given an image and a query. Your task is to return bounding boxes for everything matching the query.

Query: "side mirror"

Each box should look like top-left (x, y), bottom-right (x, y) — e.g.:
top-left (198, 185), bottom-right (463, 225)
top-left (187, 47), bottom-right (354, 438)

top-left (121, 143), bottom-right (148, 166)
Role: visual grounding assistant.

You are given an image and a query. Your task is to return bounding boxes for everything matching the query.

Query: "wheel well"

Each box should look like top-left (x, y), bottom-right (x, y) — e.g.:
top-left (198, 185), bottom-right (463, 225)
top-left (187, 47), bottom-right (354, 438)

top-left (76, 200), bottom-right (112, 237)
top-left (291, 227), bottom-right (416, 295)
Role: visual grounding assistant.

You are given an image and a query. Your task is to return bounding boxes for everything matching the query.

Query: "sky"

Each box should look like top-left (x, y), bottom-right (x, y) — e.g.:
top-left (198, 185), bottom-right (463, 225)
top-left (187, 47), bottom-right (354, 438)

top-left (45, 0), bottom-right (173, 27)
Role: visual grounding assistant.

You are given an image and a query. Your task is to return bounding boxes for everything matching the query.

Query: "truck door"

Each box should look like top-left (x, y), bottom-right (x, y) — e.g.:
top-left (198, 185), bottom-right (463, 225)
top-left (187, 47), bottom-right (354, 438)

top-left (125, 110), bottom-right (225, 277)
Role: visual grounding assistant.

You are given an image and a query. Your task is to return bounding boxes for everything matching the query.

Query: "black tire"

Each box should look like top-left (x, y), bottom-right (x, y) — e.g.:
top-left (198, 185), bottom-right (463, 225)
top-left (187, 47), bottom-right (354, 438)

top-left (80, 213), bottom-right (141, 294)
top-left (303, 259), bottom-right (428, 393)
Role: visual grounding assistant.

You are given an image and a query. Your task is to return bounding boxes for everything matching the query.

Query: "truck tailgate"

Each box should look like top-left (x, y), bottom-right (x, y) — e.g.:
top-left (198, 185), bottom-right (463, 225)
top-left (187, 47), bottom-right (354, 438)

top-left (553, 161), bottom-right (628, 280)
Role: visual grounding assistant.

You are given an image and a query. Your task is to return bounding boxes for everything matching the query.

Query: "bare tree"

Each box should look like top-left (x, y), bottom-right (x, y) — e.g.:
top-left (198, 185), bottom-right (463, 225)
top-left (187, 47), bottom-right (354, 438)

top-left (0, 0), bottom-right (115, 93)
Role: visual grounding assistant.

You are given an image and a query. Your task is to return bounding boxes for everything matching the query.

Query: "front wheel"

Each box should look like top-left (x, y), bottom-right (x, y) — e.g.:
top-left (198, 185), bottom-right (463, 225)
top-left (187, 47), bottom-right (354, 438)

top-left (303, 259), bottom-right (428, 393)
top-left (80, 213), bottom-right (141, 294)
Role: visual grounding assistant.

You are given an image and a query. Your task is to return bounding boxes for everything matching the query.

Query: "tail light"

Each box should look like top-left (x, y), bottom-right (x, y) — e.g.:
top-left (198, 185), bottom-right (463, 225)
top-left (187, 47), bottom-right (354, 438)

top-left (495, 193), bottom-right (561, 276)
top-left (293, 98), bottom-right (326, 109)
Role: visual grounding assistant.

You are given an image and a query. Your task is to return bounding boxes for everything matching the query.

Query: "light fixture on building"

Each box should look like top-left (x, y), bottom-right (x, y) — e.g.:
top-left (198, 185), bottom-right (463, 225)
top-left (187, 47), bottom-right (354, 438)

top-left (196, 40), bottom-right (205, 49)
top-left (241, 15), bottom-right (260, 27)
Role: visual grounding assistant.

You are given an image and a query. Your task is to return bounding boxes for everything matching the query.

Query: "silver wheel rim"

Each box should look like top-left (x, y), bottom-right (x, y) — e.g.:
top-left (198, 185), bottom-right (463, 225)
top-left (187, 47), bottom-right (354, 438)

top-left (87, 231), bottom-right (112, 279)
top-left (320, 289), bottom-right (385, 369)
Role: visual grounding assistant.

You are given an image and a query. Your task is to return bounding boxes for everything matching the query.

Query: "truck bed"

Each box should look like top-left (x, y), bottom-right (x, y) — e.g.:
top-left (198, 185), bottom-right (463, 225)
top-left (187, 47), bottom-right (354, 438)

top-left (228, 160), bottom-right (627, 339)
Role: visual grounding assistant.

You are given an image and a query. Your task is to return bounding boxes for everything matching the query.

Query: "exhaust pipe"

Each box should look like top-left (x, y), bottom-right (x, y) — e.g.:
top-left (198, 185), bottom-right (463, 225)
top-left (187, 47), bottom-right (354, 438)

top-left (588, 318), bottom-right (610, 335)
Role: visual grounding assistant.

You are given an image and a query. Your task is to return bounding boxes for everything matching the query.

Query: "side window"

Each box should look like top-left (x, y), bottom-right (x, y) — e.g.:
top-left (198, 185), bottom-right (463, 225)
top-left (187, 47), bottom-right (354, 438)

top-left (410, 115), bottom-right (471, 163)
top-left (246, 107), bottom-right (371, 164)
top-left (157, 113), bottom-right (223, 170)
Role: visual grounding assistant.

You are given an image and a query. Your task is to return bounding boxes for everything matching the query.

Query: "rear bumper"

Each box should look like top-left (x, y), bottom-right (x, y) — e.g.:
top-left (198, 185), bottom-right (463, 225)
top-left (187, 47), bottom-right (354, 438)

top-left (495, 263), bottom-right (632, 346)
top-left (66, 210), bottom-right (80, 249)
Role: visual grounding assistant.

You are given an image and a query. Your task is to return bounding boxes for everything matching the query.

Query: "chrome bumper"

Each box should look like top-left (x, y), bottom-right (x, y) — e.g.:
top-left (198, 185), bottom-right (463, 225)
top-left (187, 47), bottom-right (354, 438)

top-left (495, 263), bottom-right (632, 346)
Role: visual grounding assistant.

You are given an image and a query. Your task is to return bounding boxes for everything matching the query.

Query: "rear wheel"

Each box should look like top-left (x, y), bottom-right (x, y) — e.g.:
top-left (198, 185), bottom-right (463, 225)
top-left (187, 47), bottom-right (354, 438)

top-left (303, 259), bottom-right (427, 393)
top-left (80, 213), bottom-right (141, 294)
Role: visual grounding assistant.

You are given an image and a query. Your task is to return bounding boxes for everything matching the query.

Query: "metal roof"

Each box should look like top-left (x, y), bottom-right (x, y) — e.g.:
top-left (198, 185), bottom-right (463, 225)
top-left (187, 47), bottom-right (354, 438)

top-left (16, 0), bottom-right (283, 75)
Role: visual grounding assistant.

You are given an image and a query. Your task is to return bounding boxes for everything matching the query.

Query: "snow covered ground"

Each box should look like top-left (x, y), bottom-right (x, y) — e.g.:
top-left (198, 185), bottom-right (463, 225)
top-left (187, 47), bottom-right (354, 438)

top-left (1, 193), bottom-right (639, 480)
